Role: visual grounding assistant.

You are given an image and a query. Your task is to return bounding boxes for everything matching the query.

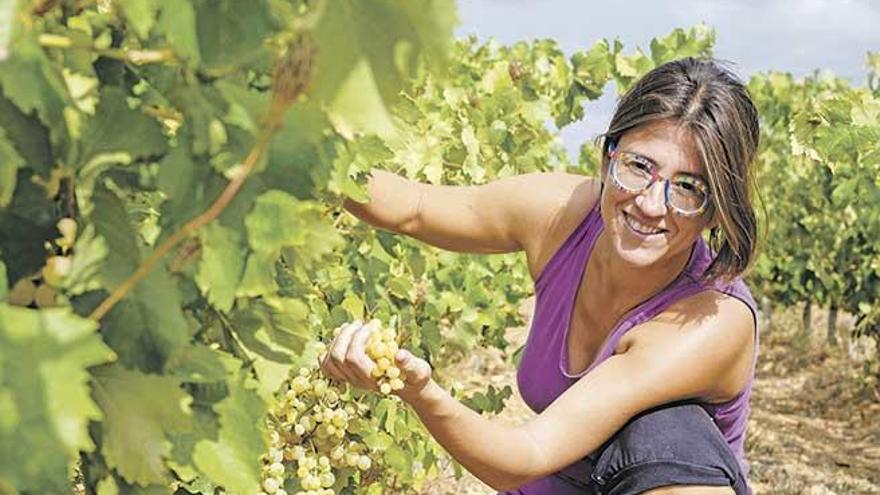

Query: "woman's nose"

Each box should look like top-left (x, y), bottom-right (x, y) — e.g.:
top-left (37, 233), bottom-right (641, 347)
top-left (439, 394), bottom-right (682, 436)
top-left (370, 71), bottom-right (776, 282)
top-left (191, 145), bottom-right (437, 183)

top-left (635, 181), bottom-right (668, 216)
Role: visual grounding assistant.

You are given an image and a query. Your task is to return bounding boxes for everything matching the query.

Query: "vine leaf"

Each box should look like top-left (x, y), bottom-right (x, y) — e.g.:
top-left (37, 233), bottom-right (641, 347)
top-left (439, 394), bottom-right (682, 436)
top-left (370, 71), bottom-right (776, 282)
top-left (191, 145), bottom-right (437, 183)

top-left (165, 345), bottom-right (242, 384)
top-left (156, 0), bottom-right (200, 64)
top-left (193, 374), bottom-right (268, 495)
top-left (0, 127), bottom-right (24, 207)
top-left (92, 364), bottom-right (194, 487)
top-left (311, 0), bottom-right (456, 137)
top-left (0, 305), bottom-right (115, 493)
top-left (115, 0), bottom-right (161, 40)
top-left (79, 87), bottom-right (169, 168)
top-left (0, 94), bottom-right (54, 178)
top-left (91, 186), bottom-right (190, 371)
top-left (195, 221), bottom-right (246, 313)
top-left (191, 0), bottom-right (275, 72)
top-left (0, 32), bottom-right (69, 147)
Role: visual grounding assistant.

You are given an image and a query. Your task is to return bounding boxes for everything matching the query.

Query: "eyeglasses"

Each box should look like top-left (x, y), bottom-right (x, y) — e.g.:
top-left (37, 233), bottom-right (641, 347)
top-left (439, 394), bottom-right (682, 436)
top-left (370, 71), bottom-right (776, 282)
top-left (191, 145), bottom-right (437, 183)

top-left (608, 149), bottom-right (711, 217)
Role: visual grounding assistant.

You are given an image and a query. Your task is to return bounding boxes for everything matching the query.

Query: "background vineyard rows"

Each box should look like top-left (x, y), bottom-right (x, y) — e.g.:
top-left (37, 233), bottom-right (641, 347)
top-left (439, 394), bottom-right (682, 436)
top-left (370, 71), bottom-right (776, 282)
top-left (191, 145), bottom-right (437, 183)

top-left (0, 1), bottom-right (877, 494)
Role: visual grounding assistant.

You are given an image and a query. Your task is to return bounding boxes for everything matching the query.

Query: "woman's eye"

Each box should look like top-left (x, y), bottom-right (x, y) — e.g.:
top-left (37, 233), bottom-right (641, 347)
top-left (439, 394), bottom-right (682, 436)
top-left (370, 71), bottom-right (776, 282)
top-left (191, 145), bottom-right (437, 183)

top-left (629, 160), bottom-right (652, 174)
top-left (674, 180), bottom-right (705, 196)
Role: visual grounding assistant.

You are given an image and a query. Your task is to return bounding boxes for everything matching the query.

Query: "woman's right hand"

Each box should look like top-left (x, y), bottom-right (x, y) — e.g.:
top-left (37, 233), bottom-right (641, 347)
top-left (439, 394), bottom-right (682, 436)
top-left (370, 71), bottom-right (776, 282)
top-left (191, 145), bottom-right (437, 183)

top-left (319, 320), bottom-right (434, 403)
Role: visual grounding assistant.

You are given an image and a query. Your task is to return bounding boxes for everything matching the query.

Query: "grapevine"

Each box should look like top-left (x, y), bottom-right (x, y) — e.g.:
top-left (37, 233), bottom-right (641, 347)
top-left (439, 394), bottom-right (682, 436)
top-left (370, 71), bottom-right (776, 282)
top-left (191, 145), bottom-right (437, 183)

top-left (0, 1), bottom-right (877, 494)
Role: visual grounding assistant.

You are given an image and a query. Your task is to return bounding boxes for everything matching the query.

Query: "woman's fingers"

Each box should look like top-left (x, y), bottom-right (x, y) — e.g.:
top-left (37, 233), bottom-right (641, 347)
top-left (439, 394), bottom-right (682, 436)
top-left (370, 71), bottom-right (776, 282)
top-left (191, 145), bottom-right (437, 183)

top-left (395, 349), bottom-right (432, 387)
top-left (322, 320), bottom-right (362, 384)
top-left (320, 355), bottom-right (347, 382)
top-left (347, 320), bottom-right (379, 389)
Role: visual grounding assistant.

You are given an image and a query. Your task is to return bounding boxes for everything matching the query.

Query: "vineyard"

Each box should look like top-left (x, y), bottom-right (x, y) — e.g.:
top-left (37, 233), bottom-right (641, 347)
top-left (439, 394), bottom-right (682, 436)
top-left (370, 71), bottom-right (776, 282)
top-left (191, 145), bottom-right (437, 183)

top-left (0, 1), bottom-right (878, 495)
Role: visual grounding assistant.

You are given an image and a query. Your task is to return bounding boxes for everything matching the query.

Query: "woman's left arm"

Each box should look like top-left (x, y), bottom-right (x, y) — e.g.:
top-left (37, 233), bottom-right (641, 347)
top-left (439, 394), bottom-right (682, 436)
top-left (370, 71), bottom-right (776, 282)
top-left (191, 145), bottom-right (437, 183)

top-left (323, 291), bottom-right (755, 492)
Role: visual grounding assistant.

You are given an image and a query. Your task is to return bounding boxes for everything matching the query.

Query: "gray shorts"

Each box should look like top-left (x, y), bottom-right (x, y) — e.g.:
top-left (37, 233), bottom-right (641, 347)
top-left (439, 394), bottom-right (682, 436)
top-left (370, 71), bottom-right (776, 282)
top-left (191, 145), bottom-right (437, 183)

top-left (554, 401), bottom-right (751, 495)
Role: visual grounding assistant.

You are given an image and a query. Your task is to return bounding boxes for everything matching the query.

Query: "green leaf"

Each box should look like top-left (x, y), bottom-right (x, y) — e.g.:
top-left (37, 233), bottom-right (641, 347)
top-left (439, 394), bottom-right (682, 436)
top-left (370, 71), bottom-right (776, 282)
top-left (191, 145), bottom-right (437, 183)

top-left (236, 250), bottom-right (278, 298)
top-left (63, 224), bottom-right (109, 295)
top-left (91, 186), bottom-right (190, 371)
top-left (388, 276), bottom-right (414, 301)
top-left (570, 39), bottom-right (614, 99)
top-left (311, 0), bottom-right (456, 137)
top-left (196, 221), bottom-right (245, 313)
top-left (0, 127), bottom-right (24, 207)
top-left (0, 305), bottom-right (115, 493)
top-left (165, 345), bottom-right (242, 384)
top-left (116, 0), bottom-right (160, 39)
top-left (383, 443), bottom-right (410, 474)
top-left (93, 365), bottom-right (193, 486)
top-left (341, 293), bottom-right (364, 320)
top-left (245, 190), bottom-right (310, 254)
top-left (0, 32), bottom-right (70, 147)
top-left (192, 0), bottom-right (275, 72)
top-left (193, 375), bottom-right (268, 495)
top-left (649, 24), bottom-right (715, 65)
top-left (0, 261), bottom-right (6, 299)
top-left (156, 0), bottom-right (200, 64)
top-left (166, 405), bottom-right (219, 489)
top-left (79, 87), bottom-right (168, 167)
top-left (0, 93), bottom-right (54, 178)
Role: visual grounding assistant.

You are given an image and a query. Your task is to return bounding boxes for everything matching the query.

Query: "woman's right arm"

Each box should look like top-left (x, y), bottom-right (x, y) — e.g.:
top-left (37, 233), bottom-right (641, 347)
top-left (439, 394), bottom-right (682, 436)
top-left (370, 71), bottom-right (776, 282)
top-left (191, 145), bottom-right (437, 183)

top-left (343, 167), bottom-right (596, 260)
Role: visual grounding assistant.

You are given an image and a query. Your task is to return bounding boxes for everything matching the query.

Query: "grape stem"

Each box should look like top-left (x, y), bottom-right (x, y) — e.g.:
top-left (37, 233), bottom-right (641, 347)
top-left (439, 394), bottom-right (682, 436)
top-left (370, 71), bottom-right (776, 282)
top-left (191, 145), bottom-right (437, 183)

top-left (88, 102), bottom-right (290, 321)
top-left (38, 34), bottom-right (178, 65)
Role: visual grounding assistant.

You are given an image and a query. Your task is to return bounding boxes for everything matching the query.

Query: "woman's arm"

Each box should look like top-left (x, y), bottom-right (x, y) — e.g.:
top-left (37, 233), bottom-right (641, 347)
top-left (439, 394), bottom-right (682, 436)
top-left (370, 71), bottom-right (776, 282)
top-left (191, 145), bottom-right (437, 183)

top-left (342, 167), bottom-right (596, 256)
top-left (322, 291), bottom-right (756, 492)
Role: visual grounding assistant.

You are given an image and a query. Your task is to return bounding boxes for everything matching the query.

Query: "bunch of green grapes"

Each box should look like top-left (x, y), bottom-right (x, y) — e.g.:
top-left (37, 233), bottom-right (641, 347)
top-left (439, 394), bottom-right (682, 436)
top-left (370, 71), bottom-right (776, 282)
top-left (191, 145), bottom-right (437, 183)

top-left (366, 321), bottom-right (406, 395)
top-left (260, 353), bottom-right (379, 495)
top-left (332, 319), bottom-right (406, 395)
top-left (5, 218), bottom-right (77, 308)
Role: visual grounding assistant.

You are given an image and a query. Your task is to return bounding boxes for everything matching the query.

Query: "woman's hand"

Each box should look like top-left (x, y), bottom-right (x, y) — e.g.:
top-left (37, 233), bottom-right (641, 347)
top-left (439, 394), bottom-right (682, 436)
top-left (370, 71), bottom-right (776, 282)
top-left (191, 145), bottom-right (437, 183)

top-left (319, 319), bottom-right (433, 402)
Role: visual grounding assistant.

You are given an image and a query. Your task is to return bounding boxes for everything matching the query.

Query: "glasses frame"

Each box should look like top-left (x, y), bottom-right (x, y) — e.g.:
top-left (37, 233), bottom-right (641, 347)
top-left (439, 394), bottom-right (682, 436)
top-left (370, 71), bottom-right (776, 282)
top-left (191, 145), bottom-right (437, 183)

top-left (608, 149), bottom-right (711, 218)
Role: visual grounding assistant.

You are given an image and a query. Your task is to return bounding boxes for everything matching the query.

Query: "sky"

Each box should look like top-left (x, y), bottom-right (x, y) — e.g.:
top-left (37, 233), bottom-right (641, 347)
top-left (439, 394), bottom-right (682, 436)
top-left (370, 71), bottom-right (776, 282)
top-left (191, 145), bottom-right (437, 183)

top-left (455, 0), bottom-right (880, 161)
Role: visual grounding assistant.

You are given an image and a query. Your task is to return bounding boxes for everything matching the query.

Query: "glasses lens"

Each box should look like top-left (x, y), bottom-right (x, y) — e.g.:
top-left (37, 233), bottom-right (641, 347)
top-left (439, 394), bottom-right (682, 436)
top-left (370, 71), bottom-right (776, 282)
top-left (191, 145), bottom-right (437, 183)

top-left (669, 178), bottom-right (708, 214)
top-left (613, 155), bottom-right (652, 191)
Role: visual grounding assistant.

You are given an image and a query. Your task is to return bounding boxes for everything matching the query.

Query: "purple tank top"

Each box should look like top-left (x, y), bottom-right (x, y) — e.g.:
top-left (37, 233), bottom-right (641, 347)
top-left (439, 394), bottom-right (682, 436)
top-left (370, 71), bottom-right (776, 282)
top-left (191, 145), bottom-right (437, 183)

top-left (509, 202), bottom-right (759, 494)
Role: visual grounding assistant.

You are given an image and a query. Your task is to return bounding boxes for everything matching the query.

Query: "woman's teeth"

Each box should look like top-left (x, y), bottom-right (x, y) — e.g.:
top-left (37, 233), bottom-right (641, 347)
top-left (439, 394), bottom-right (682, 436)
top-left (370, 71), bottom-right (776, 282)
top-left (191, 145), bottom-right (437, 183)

top-left (624, 212), bottom-right (665, 235)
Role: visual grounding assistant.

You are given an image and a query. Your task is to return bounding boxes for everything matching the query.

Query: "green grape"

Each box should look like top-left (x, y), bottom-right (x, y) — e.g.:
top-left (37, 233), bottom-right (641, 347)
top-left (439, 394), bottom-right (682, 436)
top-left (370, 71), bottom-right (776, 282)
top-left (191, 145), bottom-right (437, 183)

top-left (33, 283), bottom-right (56, 308)
top-left (42, 256), bottom-right (72, 287)
top-left (363, 319), bottom-right (406, 395)
top-left (7, 278), bottom-right (36, 306)
top-left (56, 218), bottom-right (77, 251)
top-left (263, 365), bottom-right (386, 495)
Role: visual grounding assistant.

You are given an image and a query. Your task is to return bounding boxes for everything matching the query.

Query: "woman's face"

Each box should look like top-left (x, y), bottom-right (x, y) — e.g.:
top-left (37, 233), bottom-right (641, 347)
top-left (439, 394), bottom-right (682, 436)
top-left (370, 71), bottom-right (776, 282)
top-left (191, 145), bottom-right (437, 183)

top-left (600, 119), bottom-right (714, 269)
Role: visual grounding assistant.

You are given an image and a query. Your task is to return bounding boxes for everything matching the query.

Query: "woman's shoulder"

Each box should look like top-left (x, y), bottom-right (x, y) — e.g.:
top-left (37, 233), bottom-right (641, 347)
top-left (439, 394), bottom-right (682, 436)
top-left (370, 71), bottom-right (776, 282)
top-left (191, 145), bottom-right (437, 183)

top-left (632, 289), bottom-right (756, 403)
top-left (518, 172), bottom-right (602, 281)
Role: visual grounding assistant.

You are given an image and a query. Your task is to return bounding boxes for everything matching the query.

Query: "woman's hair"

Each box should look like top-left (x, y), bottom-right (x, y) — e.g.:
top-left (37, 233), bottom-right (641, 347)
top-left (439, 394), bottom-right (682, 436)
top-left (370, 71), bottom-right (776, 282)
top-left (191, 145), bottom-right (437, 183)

top-left (599, 57), bottom-right (760, 283)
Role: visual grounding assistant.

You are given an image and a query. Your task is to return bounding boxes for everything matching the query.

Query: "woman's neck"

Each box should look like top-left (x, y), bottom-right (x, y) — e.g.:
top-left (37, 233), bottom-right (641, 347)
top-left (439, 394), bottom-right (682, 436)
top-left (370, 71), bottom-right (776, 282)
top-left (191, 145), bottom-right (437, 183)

top-left (587, 232), bottom-right (694, 316)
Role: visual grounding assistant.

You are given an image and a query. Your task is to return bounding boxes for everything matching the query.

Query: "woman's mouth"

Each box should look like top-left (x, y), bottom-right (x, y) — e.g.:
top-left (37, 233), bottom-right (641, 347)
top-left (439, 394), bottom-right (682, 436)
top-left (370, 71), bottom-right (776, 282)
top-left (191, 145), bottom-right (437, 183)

top-left (623, 211), bottom-right (667, 237)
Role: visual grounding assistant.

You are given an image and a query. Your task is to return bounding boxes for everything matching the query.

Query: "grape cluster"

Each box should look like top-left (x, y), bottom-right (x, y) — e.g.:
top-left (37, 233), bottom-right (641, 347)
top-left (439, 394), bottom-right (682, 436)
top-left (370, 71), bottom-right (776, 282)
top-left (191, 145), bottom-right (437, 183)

top-left (364, 321), bottom-right (406, 395)
top-left (5, 218), bottom-right (77, 308)
top-left (260, 355), bottom-right (378, 495)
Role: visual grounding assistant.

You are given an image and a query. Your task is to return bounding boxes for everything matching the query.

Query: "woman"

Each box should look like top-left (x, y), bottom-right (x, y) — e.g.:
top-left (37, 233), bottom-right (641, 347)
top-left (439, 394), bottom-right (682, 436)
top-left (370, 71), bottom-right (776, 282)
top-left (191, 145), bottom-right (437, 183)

top-left (322, 57), bottom-right (760, 494)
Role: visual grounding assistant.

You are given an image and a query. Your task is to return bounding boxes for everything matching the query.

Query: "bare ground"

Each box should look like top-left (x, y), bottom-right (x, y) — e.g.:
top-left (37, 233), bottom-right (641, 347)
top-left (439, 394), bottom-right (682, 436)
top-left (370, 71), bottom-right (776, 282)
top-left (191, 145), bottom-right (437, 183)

top-left (422, 299), bottom-right (880, 495)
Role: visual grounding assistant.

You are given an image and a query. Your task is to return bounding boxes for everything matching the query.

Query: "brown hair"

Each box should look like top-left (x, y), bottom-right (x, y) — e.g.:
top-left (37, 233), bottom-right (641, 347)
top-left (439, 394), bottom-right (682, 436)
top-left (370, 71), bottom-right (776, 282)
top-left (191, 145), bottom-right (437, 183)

top-left (600, 57), bottom-right (760, 283)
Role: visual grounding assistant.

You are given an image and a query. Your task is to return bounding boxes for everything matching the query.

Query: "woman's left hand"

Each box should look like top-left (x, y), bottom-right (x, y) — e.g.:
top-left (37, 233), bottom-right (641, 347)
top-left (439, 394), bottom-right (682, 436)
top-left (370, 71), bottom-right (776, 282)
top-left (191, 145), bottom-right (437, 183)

top-left (319, 319), bottom-right (433, 401)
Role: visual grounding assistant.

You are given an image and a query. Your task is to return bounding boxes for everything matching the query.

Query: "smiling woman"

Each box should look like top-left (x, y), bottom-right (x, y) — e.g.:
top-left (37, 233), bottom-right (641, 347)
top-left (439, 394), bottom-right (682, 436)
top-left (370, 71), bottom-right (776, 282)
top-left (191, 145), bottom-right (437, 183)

top-left (329, 57), bottom-right (761, 495)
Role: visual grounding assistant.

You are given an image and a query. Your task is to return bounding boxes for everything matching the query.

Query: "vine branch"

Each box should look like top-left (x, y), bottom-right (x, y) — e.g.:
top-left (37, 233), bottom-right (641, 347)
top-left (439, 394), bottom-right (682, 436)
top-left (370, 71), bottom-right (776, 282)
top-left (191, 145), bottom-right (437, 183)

top-left (38, 34), bottom-right (177, 65)
top-left (88, 106), bottom-right (286, 321)
top-left (87, 34), bottom-right (314, 321)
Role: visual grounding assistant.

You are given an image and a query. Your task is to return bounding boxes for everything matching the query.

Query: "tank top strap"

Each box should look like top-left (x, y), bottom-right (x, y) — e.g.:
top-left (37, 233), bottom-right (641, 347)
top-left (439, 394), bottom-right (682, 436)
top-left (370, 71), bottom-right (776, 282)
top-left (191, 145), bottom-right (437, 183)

top-left (535, 201), bottom-right (602, 291)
